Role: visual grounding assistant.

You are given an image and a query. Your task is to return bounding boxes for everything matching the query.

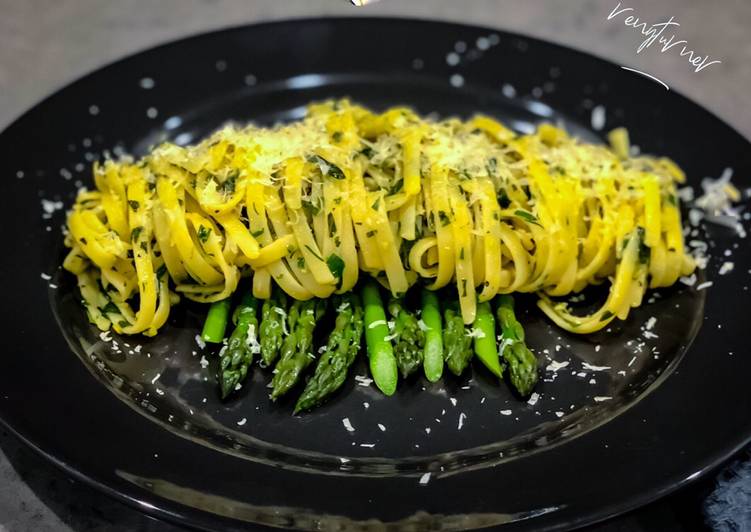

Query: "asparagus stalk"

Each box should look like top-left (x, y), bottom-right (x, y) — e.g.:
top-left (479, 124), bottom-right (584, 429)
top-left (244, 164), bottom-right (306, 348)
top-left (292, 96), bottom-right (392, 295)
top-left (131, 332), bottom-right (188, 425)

top-left (294, 295), bottom-right (364, 413)
top-left (420, 288), bottom-right (444, 382)
top-left (388, 297), bottom-right (425, 378)
top-left (201, 298), bottom-right (231, 343)
top-left (472, 300), bottom-right (503, 378)
top-left (496, 294), bottom-right (538, 396)
top-left (270, 299), bottom-right (326, 399)
top-left (443, 301), bottom-right (473, 376)
top-left (218, 293), bottom-right (260, 398)
top-left (362, 280), bottom-right (397, 395)
top-left (259, 289), bottom-right (288, 367)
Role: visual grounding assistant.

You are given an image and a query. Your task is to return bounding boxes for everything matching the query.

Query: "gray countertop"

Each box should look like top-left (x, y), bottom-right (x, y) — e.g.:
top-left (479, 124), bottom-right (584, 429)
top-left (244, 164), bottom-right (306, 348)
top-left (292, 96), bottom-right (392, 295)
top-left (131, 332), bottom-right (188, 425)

top-left (1, 1), bottom-right (749, 530)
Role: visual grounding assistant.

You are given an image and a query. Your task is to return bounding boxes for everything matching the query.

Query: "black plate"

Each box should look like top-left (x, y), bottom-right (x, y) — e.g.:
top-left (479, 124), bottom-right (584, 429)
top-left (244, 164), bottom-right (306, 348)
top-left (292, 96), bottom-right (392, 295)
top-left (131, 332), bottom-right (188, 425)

top-left (1, 17), bottom-right (749, 531)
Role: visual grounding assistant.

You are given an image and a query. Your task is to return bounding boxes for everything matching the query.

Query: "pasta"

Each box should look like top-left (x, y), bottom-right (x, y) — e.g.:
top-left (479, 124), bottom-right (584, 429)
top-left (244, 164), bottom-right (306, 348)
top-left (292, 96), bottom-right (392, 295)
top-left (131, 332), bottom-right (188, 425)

top-left (62, 100), bottom-right (695, 336)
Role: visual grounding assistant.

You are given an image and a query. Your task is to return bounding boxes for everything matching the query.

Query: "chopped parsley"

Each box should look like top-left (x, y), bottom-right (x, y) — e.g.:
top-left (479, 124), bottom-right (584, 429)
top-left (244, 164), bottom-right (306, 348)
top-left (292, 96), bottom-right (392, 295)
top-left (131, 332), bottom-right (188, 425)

top-left (219, 170), bottom-right (239, 195)
top-left (514, 210), bottom-right (542, 227)
top-left (301, 199), bottom-right (320, 217)
top-left (326, 253), bottom-right (345, 287)
top-left (389, 178), bottom-right (404, 194)
top-left (197, 225), bottom-right (211, 243)
top-left (130, 226), bottom-right (143, 241)
top-left (307, 154), bottom-right (345, 180)
top-left (486, 157), bottom-right (498, 176)
top-left (438, 210), bottom-right (450, 227)
top-left (100, 302), bottom-right (119, 315)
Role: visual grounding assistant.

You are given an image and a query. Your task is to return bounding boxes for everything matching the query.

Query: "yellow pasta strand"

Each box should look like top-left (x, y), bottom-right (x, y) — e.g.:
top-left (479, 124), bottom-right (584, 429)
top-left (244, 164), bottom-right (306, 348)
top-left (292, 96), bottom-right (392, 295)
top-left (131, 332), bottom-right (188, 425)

top-left (62, 99), bottom-right (695, 336)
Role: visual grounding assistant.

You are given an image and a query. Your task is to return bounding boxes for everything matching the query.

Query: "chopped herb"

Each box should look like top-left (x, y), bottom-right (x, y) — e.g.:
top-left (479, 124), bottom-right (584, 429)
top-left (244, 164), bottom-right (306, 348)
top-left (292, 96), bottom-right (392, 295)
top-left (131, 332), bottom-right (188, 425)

top-left (366, 229), bottom-right (377, 238)
top-left (128, 200), bottom-right (140, 211)
top-left (139, 241), bottom-right (148, 252)
top-left (389, 178), bottom-right (404, 194)
top-left (197, 225), bottom-right (211, 243)
top-left (251, 228), bottom-right (264, 237)
top-left (301, 199), bottom-right (320, 217)
top-left (218, 170), bottom-right (239, 195)
top-left (514, 210), bottom-right (542, 227)
top-left (156, 264), bottom-right (168, 279)
top-left (297, 256), bottom-right (306, 269)
top-left (118, 320), bottom-right (130, 328)
top-left (372, 197), bottom-right (381, 211)
top-left (332, 131), bottom-right (343, 142)
top-left (666, 194), bottom-right (677, 206)
top-left (131, 226), bottom-right (143, 241)
top-left (307, 154), bottom-right (345, 180)
top-left (438, 210), bottom-right (450, 226)
top-left (360, 146), bottom-right (374, 158)
top-left (326, 253), bottom-right (345, 287)
top-left (636, 227), bottom-right (650, 264)
top-left (486, 157), bottom-right (498, 176)
top-left (100, 302), bottom-right (119, 314)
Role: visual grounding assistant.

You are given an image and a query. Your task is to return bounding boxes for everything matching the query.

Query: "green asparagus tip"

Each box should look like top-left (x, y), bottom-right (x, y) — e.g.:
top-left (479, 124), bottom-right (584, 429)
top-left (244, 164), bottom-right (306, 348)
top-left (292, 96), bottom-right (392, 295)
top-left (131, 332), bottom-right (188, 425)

top-left (201, 298), bottom-right (231, 343)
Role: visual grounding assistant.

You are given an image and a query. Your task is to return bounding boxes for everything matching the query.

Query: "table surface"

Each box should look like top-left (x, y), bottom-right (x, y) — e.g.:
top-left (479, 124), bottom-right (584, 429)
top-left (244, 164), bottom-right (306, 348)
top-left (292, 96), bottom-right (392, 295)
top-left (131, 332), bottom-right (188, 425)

top-left (1, 1), bottom-right (748, 530)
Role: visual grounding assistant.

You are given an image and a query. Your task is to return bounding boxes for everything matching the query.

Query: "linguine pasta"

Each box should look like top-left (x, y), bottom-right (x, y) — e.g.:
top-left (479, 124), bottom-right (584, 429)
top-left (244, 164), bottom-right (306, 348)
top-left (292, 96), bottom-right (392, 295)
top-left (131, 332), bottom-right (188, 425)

top-left (63, 100), bottom-right (695, 336)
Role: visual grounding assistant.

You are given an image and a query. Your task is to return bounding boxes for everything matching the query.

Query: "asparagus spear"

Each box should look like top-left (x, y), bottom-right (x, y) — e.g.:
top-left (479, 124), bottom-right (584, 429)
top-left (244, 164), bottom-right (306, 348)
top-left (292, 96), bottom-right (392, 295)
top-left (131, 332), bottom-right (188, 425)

top-left (201, 298), bottom-right (231, 343)
top-left (218, 293), bottom-right (260, 399)
top-left (294, 295), bottom-right (364, 413)
top-left (270, 299), bottom-right (326, 399)
top-left (420, 288), bottom-right (444, 382)
top-left (443, 301), bottom-right (473, 376)
top-left (259, 289), bottom-right (288, 367)
top-left (496, 294), bottom-right (538, 396)
top-left (472, 300), bottom-right (503, 378)
top-left (388, 297), bottom-right (425, 378)
top-left (362, 280), bottom-right (397, 395)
